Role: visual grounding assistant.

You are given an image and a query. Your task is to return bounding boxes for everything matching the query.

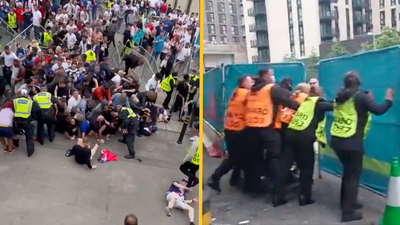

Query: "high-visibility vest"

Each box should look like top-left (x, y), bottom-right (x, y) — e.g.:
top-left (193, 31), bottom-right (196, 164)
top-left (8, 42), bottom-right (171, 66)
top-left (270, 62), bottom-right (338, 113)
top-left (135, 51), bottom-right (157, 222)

top-left (244, 84), bottom-right (274, 127)
top-left (186, 141), bottom-right (199, 165)
top-left (33, 92), bottom-right (52, 109)
top-left (13, 97), bottom-right (33, 118)
top-left (124, 39), bottom-right (133, 54)
top-left (85, 50), bottom-right (96, 62)
top-left (43, 32), bottom-right (53, 47)
top-left (121, 107), bottom-right (136, 118)
top-left (224, 88), bottom-right (248, 131)
top-left (7, 13), bottom-right (16, 29)
top-left (160, 75), bottom-right (175, 92)
top-left (280, 92), bottom-right (308, 124)
top-left (107, 1), bottom-right (113, 8)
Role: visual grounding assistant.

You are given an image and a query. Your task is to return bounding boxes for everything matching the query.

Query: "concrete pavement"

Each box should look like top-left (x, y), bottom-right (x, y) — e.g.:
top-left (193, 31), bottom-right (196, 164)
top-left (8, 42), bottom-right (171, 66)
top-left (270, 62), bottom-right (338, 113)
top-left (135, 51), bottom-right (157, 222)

top-left (0, 130), bottom-right (198, 225)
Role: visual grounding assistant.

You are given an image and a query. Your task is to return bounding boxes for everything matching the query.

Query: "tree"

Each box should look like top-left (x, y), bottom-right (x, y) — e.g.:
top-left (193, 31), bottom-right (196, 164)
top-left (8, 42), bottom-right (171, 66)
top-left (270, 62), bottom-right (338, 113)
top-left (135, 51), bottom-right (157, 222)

top-left (361, 27), bottom-right (400, 51)
top-left (283, 53), bottom-right (297, 62)
top-left (306, 48), bottom-right (319, 79)
top-left (327, 40), bottom-right (349, 58)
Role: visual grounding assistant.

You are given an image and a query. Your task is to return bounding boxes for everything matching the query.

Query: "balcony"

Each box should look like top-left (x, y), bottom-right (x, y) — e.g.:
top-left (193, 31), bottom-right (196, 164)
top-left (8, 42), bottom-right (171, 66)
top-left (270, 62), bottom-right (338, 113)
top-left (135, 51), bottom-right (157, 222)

top-left (203, 41), bottom-right (247, 55)
top-left (353, 15), bottom-right (369, 24)
top-left (319, 0), bottom-right (338, 4)
top-left (320, 11), bottom-right (338, 21)
top-left (250, 40), bottom-right (269, 48)
top-left (320, 30), bottom-right (336, 41)
top-left (254, 7), bottom-right (266, 16)
top-left (249, 24), bottom-right (267, 32)
top-left (248, 8), bottom-right (254, 16)
top-left (352, 0), bottom-right (366, 9)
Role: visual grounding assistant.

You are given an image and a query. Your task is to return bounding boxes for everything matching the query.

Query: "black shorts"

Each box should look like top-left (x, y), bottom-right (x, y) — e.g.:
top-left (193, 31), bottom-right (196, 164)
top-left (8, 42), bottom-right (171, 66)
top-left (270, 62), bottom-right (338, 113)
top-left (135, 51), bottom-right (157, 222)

top-left (0, 126), bottom-right (13, 138)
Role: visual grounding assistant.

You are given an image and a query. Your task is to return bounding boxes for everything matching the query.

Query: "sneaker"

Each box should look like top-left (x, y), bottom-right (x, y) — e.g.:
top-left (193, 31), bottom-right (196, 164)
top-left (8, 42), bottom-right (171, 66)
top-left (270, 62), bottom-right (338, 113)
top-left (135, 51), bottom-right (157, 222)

top-left (118, 139), bottom-right (126, 144)
top-left (165, 206), bottom-right (171, 217)
top-left (124, 154), bottom-right (135, 159)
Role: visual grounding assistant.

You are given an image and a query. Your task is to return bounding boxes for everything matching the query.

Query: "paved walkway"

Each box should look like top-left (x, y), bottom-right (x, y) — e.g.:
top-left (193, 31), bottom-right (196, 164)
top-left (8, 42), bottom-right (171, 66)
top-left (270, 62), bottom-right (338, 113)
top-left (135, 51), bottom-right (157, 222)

top-left (0, 131), bottom-right (198, 225)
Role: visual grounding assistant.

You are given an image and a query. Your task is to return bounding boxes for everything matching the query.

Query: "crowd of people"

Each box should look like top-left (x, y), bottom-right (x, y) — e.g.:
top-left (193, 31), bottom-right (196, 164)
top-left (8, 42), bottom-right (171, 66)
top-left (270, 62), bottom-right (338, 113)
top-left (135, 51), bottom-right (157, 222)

top-left (207, 70), bottom-right (393, 223)
top-left (0, 0), bottom-right (200, 224)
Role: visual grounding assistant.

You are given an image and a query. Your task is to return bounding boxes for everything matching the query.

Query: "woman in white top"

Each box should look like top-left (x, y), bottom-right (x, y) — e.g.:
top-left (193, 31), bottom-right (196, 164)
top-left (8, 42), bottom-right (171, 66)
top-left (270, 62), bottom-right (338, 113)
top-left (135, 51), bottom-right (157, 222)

top-left (160, 36), bottom-right (170, 61)
top-left (0, 102), bottom-right (15, 154)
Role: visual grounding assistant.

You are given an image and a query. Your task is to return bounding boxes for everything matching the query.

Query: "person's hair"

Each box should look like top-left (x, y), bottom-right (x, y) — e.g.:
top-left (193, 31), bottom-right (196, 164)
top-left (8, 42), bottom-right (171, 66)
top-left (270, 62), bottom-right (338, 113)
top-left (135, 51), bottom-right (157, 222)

top-left (155, 72), bottom-right (162, 80)
top-left (172, 72), bottom-right (178, 77)
top-left (124, 214), bottom-right (138, 225)
top-left (82, 137), bottom-right (90, 144)
top-left (146, 91), bottom-right (157, 101)
top-left (344, 71), bottom-right (360, 88)
top-left (75, 113), bottom-right (84, 122)
top-left (258, 69), bottom-right (270, 77)
top-left (183, 74), bottom-right (189, 80)
top-left (66, 116), bottom-right (74, 123)
top-left (238, 75), bottom-right (251, 88)
top-left (309, 86), bottom-right (324, 97)
top-left (4, 45), bottom-right (10, 50)
top-left (294, 83), bottom-right (311, 94)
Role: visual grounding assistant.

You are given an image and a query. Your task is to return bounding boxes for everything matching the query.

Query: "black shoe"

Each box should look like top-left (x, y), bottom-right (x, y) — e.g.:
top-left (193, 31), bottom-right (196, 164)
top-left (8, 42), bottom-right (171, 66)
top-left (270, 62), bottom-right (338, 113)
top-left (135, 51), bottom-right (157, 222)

top-left (27, 151), bottom-right (34, 157)
top-left (189, 222), bottom-right (195, 225)
top-left (229, 178), bottom-right (241, 187)
top-left (137, 133), bottom-right (143, 137)
top-left (298, 195), bottom-right (316, 206)
top-left (38, 141), bottom-right (44, 145)
top-left (118, 139), bottom-right (126, 144)
top-left (272, 197), bottom-right (288, 208)
top-left (207, 177), bottom-right (221, 194)
top-left (341, 211), bottom-right (363, 223)
top-left (163, 106), bottom-right (170, 110)
top-left (49, 138), bottom-right (54, 143)
top-left (124, 154), bottom-right (135, 159)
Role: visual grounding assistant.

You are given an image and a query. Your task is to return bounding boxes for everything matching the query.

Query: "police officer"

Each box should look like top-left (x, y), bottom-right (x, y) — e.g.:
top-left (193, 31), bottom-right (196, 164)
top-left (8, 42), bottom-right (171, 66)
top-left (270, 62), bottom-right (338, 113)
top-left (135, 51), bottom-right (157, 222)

top-left (179, 123), bottom-right (200, 188)
top-left (33, 86), bottom-right (57, 145)
top-left (243, 69), bottom-right (299, 207)
top-left (85, 44), bottom-right (96, 62)
top-left (161, 72), bottom-right (178, 109)
top-left (330, 72), bottom-right (392, 222)
top-left (283, 85), bottom-right (332, 206)
top-left (7, 11), bottom-right (17, 32)
top-left (187, 71), bottom-right (199, 102)
top-left (117, 105), bottom-right (142, 162)
top-left (12, 89), bottom-right (40, 157)
top-left (207, 75), bottom-right (253, 193)
top-left (42, 26), bottom-right (53, 47)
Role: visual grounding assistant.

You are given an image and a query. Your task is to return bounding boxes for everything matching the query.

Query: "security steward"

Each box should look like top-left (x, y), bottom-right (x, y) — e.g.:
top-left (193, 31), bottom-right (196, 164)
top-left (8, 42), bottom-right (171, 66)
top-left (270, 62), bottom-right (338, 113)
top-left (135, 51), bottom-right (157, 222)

top-left (187, 72), bottom-right (199, 102)
top-left (107, 0), bottom-right (114, 8)
top-left (7, 11), bottom-right (17, 32)
top-left (85, 44), bottom-right (96, 62)
top-left (33, 86), bottom-right (58, 145)
top-left (179, 123), bottom-right (200, 188)
top-left (161, 72), bottom-right (178, 109)
top-left (330, 72), bottom-right (392, 223)
top-left (282, 85), bottom-right (332, 206)
top-left (117, 106), bottom-right (142, 162)
top-left (12, 89), bottom-right (40, 157)
top-left (42, 26), bottom-right (53, 47)
top-left (207, 75), bottom-right (253, 194)
top-left (243, 69), bottom-right (299, 207)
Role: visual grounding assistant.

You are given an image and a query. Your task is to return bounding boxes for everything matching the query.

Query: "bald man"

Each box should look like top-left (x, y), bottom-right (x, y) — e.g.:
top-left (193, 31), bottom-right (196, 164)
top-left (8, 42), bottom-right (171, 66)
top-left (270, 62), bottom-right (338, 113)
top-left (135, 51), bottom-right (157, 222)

top-left (124, 214), bottom-right (138, 225)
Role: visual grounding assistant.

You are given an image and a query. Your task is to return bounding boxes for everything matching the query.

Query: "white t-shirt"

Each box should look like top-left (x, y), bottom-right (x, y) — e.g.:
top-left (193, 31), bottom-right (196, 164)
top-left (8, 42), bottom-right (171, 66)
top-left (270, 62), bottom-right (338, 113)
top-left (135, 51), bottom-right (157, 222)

top-left (145, 74), bottom-right (160, 91)
top-left (66, 24), bottom-right (77, 32)
top-left (177, 47), bottom-right (190, 61)
top-left (67, 95), bottom-right (82, 110)
top-left (65, 33), bottom-right (77, 49)
top-left (1, 52), bottom-right (18, 67)
top-left (52, 62), bottom-right (69, 71)
top-left (32, 11), bottom-right (42, 26)
top-left (149, 0), bottom-right (158, 8)
top-left (111, 75), bottom-right (121, 84)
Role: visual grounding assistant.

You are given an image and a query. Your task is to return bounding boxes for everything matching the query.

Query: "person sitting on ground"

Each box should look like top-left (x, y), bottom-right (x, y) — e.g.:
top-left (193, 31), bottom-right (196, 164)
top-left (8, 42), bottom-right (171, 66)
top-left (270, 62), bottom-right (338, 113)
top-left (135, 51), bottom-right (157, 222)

top-left (165, 178), bottom-right (197, 225)
top-left (70, 137), bottom-right (99, 170)
top-left (65, 116), bottom-right (79, 140)
top-left (124, 214), bottom-right (138, 225)
top-left (75, 113), bottom-right (92, 138)
top-left (89, 114), bottom-right (109, 143)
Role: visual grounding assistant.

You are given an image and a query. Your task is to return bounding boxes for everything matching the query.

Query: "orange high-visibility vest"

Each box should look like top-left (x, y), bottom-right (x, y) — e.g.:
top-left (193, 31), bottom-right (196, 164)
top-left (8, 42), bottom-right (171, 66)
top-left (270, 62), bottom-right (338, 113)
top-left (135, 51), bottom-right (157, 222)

top-left (224, 88), bottom-right (249, 131)
top-left (280, 92), bottom-right (308, 124)
top-left (244, 84), bottom-right (274, 128)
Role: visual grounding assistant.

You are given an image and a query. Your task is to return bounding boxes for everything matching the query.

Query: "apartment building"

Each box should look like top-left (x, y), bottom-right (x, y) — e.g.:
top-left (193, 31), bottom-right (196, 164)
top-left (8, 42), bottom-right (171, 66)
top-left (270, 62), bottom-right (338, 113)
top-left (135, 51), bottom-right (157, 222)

top-left (204, 0), bottom-right (248, 68)
top-left (243, 0), bottom-right (376, 63)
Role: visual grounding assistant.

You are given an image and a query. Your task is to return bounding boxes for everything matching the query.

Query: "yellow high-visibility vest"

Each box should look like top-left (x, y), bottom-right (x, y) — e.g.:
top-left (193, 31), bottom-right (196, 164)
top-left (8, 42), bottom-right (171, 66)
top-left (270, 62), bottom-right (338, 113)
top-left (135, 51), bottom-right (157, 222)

top-left (186, 141), bottom-right (200, 165)
top-left (160, 75), bottom-right (175, 92)
top-left (121, 107), bottom-right (136, 118)
top-left (85, 50), bottom-right (96, 62)
top-left (43, 32), bottom-right (53, 47)
top-left (107, 1), bottom-right (113, 8)
top-left (33, 92), bottom-right (52, 109)
top-left (13, 98), bottom-right (33, 118)
top-left (7, 13), bottom-right (16, 29)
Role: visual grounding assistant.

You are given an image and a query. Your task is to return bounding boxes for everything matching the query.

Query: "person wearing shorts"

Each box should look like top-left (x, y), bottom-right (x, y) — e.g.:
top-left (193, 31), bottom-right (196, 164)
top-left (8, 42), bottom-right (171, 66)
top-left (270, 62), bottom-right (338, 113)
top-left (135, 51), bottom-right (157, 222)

top-left (0, 102), bottom-right (15, 154)
top-left (165, 179), bottom-right (197, 225)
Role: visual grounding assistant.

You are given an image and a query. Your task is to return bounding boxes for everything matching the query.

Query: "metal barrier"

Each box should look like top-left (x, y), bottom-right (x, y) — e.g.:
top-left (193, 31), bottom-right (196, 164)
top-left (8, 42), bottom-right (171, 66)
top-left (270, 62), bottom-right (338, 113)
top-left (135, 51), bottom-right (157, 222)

top-left (7, 23), bottom-right (46, 49)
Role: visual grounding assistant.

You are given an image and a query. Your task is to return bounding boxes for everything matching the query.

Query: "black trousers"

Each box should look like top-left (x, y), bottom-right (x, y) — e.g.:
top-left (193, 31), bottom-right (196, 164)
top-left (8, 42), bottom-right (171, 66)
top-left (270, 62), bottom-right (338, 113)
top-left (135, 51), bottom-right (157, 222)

top-left (123, 133), bottom-right (136, 156)
top-left (334, 148), bottom-right (363, 213)
top-left (282, 133), bottom-right (315, 197)
top-left (14, 120), bottom-right (35, 156)
top-left (180, 161), bottom-right (199, 187)
top-left (211, 130), bottom-right (243, 182)
top-left (37, 112), bottom-right (56, 144)
top-left (162, 91), bottom-right (173, 108)
top-left (243, 128), bottom-right (283, 197)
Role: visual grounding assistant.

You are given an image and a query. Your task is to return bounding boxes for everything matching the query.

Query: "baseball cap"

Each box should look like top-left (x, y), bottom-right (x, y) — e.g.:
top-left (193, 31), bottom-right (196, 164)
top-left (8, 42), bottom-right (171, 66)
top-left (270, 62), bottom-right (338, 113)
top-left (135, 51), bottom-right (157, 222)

top-left (21, 89), bottom-right (28, 95)
top-left (46, 69), bottom-right (54, 75)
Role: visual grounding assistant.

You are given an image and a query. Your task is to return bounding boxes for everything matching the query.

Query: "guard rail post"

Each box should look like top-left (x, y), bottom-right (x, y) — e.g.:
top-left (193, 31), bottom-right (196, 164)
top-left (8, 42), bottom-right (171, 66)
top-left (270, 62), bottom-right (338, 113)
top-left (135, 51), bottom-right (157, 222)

top-left (177, 115), bottom-right (190, 144)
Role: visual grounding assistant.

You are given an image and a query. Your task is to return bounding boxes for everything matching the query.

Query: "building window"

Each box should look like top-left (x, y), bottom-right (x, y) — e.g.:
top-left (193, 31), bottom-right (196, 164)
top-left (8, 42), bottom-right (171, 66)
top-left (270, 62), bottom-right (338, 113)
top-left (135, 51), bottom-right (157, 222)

top-left (218, 3), bottom-right (225, 12)
top-left (287, 0), bottom-right (291, 9)
top-left (379, 0), bottom-right (385, 8)
top-left (288, 10), bottom-right (293, 25)
top-left (231, 15), bottom-right (238, 24)
top-left (242, 36), bottom-right (246, 42)
top-left (206, 1), bottom-right (213, 10)
top-left (300, 42), bottom-right (305, 56)
top-left (231, 26), bottom-right (239, 35)
top-left (208, 35), bottom-right (216, 41)
top-left (219, 14), bottom-right (226, 23)
top-left (297, 0), bottom-right (302, 9)
top-left (241, 15), bottom-right (244, 24)
top-left (229, 4), bottom-right (236, 14)
top-left (233, 37), bottom-right (240, 42)
top-left (208, 24), bottom-right (215, 34)
top-left (391, 0), bottom-right (396, 6)
top-left (221, 36), bottom-right (227, 42)
top-left (345, 0), bottom-right (349, 5)
top-left (290, 44), bottom-right (295, 55)
top-left (220, 25), bottom-right (227, 34)
top-left (299, 25), bottom-right (304, 40)
top-left (298, 8), bottom-right (303, 22)
top-left (380, 11), bottom-right (386, 28)
top-left (207, 13), bottom-right (214, 22)
top-left (392, 9), bottom-right (397, 27)
top-left (289, 27), bottom-right (294, 41)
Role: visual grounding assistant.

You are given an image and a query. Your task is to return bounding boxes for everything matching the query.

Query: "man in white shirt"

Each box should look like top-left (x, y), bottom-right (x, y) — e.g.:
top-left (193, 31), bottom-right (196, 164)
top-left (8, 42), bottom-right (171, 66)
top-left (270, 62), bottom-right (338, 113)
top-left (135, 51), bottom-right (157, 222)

top-left (66, 20), bottom-right (77, 31)
top-left (68, 89), bottom-right (83, 111)
top-left (65, 29), bottom-right (77, 51)
top-left (32, 5), bottom-right (42, 40)
top-left (176, 43), bottom-right (191, 72)
top-left (145, 73), bottom-right (162, 92)
top-left (1, 46), bottom-right (18, 85)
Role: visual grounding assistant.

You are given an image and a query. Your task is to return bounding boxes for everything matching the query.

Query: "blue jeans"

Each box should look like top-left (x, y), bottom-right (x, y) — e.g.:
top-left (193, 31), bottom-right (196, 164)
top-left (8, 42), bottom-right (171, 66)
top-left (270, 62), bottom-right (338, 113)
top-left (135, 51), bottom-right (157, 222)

top-left (152, 51), bottom-right (160, 61)
top-left (92, 9), bottom-right (97, 20)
